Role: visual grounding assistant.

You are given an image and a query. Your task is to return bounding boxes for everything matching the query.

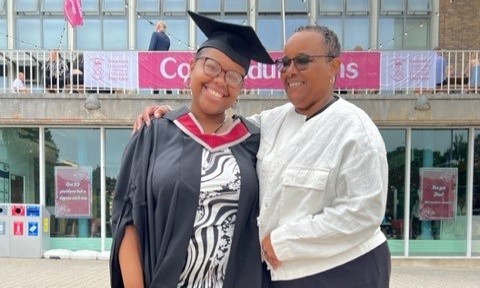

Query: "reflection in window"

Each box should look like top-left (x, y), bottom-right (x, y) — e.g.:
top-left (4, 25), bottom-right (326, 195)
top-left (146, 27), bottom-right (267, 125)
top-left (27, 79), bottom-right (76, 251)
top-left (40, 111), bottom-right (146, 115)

top-left (346, 0), bottom-right (370, 15)
top-left (285, 0), bottom-right (308, 12)
top-left (82, 0), bottom-right (100, 13)
top-left (103, 0), bottom-right (126, 13)
top-left (380, 129), bottom-right (406, 255)
top-left (345, 18), bottom-right (369, 50)
top-left (105, 128), bottom-right (131, 238)
top-left (404, 19), bottom-right (429, 49)
top-left (45, 128), bottom-right (100, 241)
top-left (0, 0), bottom-right (5, 13)
top-left (319, 0), bottom-right (343, 15)
top-left (407, 0), bottom-right (431, 14)
top-left (258, 0), bottom-right (281, 13)
top-left (380, 0), bottom-right (404, 14)
top-left (197, 0), bottom-right (220, 12)
top-left (410, 129), bottom-right (468, 256)
top-left (225, 0), bottom-right (247, 12)
top-left (0, 128), bottom-right (40, 204)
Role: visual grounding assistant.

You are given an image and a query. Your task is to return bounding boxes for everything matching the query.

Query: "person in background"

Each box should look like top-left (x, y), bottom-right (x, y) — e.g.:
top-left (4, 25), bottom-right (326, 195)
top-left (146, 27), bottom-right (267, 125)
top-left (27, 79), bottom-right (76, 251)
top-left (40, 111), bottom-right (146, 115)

top-left (434, 47), bottom-right (447, 87)
top-left (135, 24), bottom-right (391, 288)
top-left (110, 11), bottom-right (274, 288)
top-left (148, 21), bottom-right (170, 51)
top-left (44, 49), bottom-right (69, 93)
top-left (149, 20), bottom-right (171, 94)
top-left (11, 71), bottom-right (28, 93)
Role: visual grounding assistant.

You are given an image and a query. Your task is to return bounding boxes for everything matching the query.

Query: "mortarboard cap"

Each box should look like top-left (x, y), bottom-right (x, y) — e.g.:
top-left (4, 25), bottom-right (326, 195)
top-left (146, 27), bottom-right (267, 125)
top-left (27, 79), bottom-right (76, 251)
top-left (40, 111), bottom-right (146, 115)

top-left (188, 10), bottom-right (274, 72)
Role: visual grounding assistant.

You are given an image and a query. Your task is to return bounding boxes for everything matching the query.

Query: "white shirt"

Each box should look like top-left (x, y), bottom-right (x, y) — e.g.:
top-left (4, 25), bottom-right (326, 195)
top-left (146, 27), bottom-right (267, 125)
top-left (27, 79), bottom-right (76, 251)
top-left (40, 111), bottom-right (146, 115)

top-left (12, 78), bottom-right (26, 93)
top-left (250, 98), bottom-right (388, 280)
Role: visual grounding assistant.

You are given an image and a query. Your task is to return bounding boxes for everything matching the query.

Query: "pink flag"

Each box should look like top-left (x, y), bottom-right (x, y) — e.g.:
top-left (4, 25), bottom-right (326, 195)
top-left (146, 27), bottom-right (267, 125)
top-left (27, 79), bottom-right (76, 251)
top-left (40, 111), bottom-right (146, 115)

top-left (64, 0), bottom-right (84, 27)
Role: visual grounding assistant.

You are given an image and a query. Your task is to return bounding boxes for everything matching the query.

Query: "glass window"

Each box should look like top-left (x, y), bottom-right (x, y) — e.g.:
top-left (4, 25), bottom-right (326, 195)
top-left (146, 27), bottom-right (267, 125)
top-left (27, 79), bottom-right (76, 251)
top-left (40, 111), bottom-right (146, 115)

top-left (103, 19), bottom-right (128, 50)
top-left (257, 17), bottom-right (283, 50)
top-left (137, 19), bottom-right (156, 50)
top-left (408, 0), bottom-right (430, 14)
top-left (404, 19), bottom-right (429, 50)
top-left (346, 0), bottom-right (369, 15)
top-left (103, 0), bottom-right (126, 12)
top-left (0, 19), bottom-right (6, 49)
top-left (197, 0), bottom-right (220, 12)
top-left (137, 0), bottom-right (159, 12)
top-left (380, 129), bottom-right (406, 255)
top-left (16, 18), bottom-right (41, 50)
top-left (319, 0), bottom-right (343, 15)
top-left (105, 128), bottom-right (131, 238)
top-left (258, 0), bottom-right (281, 13)
top-left (225, 0), bottom-right (247, 13)
top-left (285, 17), bottom-right (310, 41)
top-left (76, 19), bottom-right (102, 50)
top-left (285, 0), bottom-right (308, 13)
top-left (378, 18), bottom-right (403, 50)
top-left (163, 0), bottom-right (187, 13)
top-left (318, 18), bottom-right (343, 48)
top-left (344, 18), bottom-right (369, 50)
top-left (410, 129), bottom-right (468, 256)
top-left (0, 0), bottom-right (5, 13)
top-left (380, 0), bottom-right (404, 15)
top-left (16, 0), bottom-right (39, 12)
top-left (473, 129), bottom-right (480, 256)
top-left (0, 128), bottom-right (40, 204)
top-left (43, 19), bottom-right (68, 50)
top-left (83, 0), bottom-right (100, 14)
top-left (42, 0), bottom-right (63, 12)
top-left (163, 18), bottom-right (188, 50)
top-left (45, 128), bottom-right (100, 241)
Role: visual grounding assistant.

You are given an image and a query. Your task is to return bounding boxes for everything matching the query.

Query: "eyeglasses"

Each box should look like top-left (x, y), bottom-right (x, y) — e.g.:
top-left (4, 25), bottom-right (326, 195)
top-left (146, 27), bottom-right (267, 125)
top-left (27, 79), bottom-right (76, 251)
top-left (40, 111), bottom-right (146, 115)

top-left (196, 57), bottom-right (245, 88)
top-left (275, 54), bottom-right (334, 73)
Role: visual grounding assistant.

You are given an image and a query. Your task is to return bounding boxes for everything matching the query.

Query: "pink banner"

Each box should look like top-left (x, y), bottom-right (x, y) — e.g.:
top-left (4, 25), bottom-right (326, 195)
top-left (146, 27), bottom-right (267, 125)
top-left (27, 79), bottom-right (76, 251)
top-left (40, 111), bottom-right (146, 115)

top-left (138, 51), bottom-right (380, 90)
top-left (419, 168), bottom-right (458, 220)
top-left (336, 52), bottom-right (381, 89)
top-left (64, 0), bottom-right (84, 27)
top-left (55, 166), bottom-right (92, 218)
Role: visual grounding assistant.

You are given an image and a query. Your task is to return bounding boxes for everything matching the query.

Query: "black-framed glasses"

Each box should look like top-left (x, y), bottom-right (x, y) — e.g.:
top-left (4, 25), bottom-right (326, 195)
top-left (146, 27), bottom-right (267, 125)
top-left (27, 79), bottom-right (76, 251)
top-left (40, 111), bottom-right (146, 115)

top-left (275, 54), bottom-right (334, 73)
top-left (196, 57), bottom-right (245, 88)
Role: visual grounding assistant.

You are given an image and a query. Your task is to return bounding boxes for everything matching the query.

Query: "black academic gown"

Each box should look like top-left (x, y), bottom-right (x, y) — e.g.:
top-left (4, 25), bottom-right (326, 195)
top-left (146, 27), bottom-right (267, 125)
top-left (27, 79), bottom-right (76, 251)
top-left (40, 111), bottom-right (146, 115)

top-left (110, 107), bottom-right (269, 288)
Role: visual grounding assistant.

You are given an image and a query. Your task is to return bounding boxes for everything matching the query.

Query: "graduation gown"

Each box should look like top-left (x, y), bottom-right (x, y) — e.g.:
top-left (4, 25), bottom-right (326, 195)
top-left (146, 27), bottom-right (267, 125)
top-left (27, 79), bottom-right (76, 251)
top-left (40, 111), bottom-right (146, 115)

top-left (110, 107), bottom-right (268, 288)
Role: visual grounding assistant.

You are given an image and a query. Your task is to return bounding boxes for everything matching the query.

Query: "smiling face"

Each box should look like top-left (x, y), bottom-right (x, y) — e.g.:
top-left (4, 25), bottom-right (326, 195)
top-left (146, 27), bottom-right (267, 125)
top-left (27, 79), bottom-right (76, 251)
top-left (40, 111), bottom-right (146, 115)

top-left (189, 47), bottom-right (245, 120)
top-left (281, 30), bottom-right (341, 117)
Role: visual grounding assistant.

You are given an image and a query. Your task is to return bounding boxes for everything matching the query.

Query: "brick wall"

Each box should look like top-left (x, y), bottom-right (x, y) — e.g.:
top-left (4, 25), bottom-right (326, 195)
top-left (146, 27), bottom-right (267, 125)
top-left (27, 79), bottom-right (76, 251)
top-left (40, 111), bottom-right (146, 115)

top-left (439, 0), bottom-right (480, 49)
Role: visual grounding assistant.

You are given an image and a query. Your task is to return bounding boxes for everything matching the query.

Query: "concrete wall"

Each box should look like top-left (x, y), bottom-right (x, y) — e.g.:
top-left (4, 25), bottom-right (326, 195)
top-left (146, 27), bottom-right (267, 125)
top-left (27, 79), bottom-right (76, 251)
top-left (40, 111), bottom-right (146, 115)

top-left (1, 93), bottom-right (480, 127)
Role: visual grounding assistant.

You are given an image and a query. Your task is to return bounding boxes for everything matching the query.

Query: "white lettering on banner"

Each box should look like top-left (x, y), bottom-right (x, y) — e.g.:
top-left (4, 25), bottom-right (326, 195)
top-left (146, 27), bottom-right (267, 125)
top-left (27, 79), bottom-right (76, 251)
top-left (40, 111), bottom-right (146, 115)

top-left (248, 63), bottom-right (278, 80)
top-left (339, 62), bottom-right (359, 79)
top-left (159, 57), bottom-right (192, 81)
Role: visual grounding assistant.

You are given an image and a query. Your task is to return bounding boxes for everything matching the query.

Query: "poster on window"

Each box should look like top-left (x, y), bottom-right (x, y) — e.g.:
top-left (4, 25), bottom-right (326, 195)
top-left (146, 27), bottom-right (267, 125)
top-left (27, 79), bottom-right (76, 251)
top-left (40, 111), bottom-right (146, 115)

top-left (55, 166), bottom-right (92, 218)
top-left (419, 167), bottom-right (457, 220)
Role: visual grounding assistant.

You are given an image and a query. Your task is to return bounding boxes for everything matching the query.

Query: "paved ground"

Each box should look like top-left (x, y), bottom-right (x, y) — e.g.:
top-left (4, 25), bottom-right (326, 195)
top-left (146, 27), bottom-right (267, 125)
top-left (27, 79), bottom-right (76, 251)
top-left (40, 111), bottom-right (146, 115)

top-left (1, 257), bottom-right (480, 287)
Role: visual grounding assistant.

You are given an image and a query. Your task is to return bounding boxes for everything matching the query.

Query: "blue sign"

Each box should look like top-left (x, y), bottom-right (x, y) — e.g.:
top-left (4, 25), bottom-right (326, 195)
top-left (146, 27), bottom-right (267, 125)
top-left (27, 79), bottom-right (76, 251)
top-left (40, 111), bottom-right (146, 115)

top-left (26, 205), bottom-right (40, 217)
top-left (28, 222), bottom-right (38, 236)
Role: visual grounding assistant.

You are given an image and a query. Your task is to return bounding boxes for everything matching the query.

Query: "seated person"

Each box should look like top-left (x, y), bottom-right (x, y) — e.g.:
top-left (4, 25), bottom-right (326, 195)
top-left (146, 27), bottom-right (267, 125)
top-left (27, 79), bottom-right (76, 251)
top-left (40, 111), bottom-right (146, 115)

top-left (71, 53), bottom-right (84, 86)
top-left (11, 71), bottom-right (29, 93)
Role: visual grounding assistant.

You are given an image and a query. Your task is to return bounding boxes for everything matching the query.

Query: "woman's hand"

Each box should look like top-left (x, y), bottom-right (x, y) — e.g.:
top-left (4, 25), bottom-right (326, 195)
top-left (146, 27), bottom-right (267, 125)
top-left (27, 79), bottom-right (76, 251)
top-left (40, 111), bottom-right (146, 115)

top-left (133, 105), bottom-right (172, 133)
top-left (262, 235), bottom-right (281, 269)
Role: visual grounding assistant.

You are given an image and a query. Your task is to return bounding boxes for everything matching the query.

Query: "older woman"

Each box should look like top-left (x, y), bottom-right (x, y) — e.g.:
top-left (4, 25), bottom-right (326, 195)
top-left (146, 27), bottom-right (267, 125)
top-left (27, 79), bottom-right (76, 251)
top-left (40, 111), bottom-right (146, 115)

top-left (110, 11), bottom-right (273, 288)
top-left (136, 25), bottom-right (391, 288)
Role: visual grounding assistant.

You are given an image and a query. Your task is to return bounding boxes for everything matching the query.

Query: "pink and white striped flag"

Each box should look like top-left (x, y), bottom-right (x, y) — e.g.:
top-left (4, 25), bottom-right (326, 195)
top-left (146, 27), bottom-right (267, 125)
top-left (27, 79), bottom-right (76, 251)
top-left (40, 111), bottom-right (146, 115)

top-left (64, 0), bottom-right (84, 27)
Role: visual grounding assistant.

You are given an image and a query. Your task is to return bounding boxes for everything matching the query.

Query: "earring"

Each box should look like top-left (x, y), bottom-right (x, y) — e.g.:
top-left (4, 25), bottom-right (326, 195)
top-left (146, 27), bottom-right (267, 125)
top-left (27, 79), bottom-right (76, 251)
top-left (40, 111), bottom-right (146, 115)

top-left (231, 99), bottom-right (239, 109)
top-left (330, 76), bottom-right (336, 84)
top-left (184, 76), bottom-right (191, 88)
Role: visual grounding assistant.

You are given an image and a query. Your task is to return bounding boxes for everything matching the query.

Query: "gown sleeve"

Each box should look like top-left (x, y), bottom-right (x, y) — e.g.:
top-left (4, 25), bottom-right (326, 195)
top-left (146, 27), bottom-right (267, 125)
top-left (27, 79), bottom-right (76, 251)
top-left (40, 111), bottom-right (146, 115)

top-left (109, 125), bottom-right (153, 288)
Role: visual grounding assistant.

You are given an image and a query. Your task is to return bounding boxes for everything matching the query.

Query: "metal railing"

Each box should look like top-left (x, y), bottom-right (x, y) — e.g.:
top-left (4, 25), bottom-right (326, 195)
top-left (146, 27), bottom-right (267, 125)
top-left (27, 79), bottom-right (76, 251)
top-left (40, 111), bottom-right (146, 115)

top-left (1, 50), bottom-right (479, 95)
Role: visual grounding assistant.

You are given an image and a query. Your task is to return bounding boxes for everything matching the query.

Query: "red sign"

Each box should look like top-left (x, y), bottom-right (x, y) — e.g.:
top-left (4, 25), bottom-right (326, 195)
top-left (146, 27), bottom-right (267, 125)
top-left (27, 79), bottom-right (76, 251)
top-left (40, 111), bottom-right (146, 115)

top-left (336, 52), bottom-right (381, 89)
top-left (13, 221), bottom-right (23, 235)
top-left (55, 166), bottom-right (92, 218)
top-left (11, 205), bottom-right (25, 216)
top-left (419, 168), bottom-right (458, 220)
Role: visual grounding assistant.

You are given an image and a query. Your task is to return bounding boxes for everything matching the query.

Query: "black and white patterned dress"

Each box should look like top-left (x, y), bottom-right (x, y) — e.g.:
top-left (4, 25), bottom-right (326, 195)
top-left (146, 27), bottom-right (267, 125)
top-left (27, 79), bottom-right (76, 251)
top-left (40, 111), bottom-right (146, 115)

top-left (178, 148), bottom-right (240, 288)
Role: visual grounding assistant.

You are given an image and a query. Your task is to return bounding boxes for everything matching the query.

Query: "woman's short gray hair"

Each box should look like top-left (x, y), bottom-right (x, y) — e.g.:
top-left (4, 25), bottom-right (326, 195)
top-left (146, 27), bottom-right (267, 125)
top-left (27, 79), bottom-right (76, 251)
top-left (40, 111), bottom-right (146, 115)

top-left (295, 25), bottom-right (341, 58)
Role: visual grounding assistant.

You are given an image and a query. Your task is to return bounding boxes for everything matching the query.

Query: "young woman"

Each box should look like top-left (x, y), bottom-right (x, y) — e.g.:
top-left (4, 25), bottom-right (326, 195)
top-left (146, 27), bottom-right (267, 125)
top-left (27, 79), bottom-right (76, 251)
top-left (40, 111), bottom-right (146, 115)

top-left (109, 11), bottom-right (274, 288)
